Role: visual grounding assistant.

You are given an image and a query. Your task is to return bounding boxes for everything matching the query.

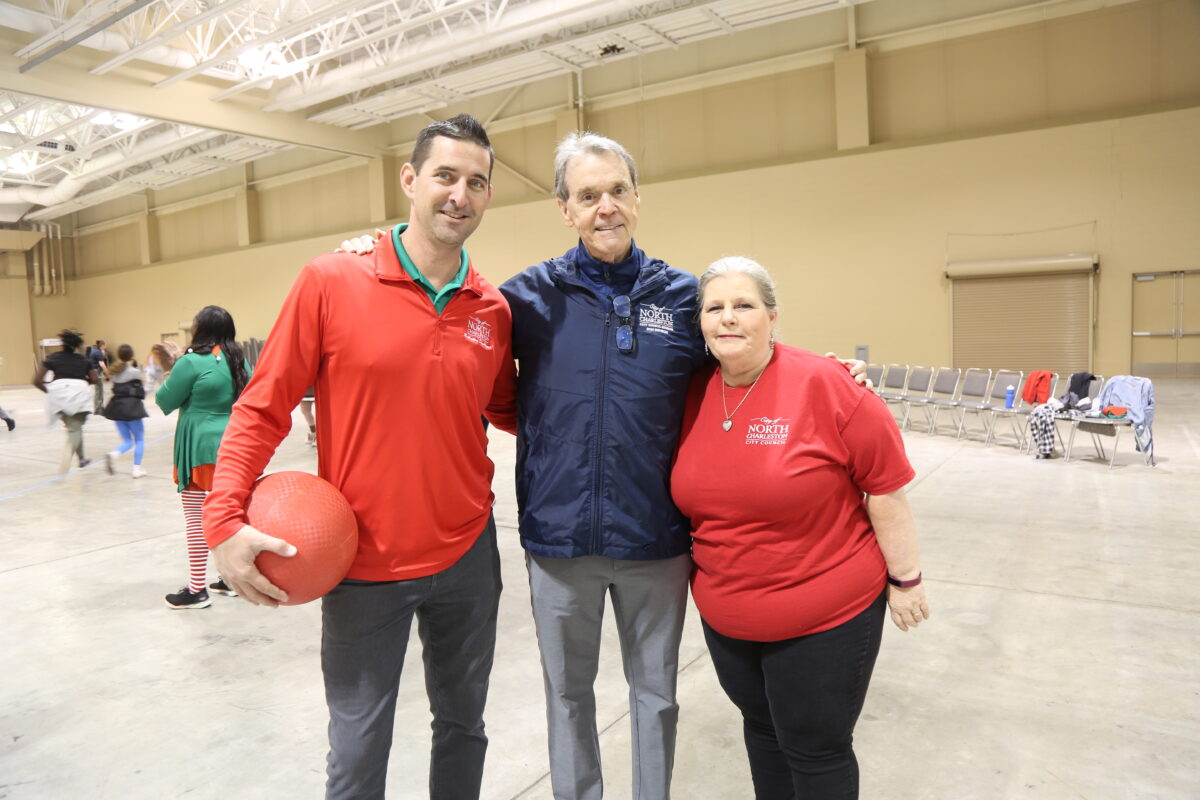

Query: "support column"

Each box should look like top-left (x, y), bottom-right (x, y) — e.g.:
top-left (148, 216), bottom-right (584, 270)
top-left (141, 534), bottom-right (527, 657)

top-left (0, 250), bottom-right (36, 386)
top-left (556, 72), bottom-right (585, 138)
top-left (137, 213), bottom-right (160, 265)
top-left (234, 187), bottom-right (260, 247)
top-left (834, 47), bottom-right (870, 151)
top-left (136, 191), bottom-right (159, 265)
top-left (72, 217), bottom-right (82, 276)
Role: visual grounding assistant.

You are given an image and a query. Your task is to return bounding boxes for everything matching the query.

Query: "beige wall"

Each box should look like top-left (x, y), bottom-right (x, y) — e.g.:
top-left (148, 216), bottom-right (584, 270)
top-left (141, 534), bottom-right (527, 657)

top-left (50, 235), bottom-right (364, 363)
top-left (623, 107), bottom-right (1200, 374)
top-left (157, 201), bottom-right (240, 262)
top-left (869, 0), bottom-right (1200, 141)
top-left (456, 106), bottom-right (1198, 376)
top-left (0, 274), bottom-right (34, 385)
top-left (258, 165), bottom-right (371, 242)
top-left (589, 65), bottom-right (838, 180)
top-left (76, 222), bottom-right (144, 275)
top-left (6, 0), bottom-right (1199, 381)
top-left (21, 290), bottom-right (75, 381)
top-left (15, 106), bottom-right (1200, 379)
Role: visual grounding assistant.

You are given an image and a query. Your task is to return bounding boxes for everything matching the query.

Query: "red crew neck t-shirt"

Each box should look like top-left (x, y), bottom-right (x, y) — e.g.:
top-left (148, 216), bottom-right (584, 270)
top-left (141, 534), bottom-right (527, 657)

top-left (671, 346), bottom-right (914, 642)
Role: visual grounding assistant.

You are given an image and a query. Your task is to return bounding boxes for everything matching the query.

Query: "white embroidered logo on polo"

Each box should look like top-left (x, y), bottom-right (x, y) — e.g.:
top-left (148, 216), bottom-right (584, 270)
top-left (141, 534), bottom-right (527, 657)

top-left (745, 416), bottom-right (790, 446)
top-left (465, 316), bottom-right (493, 350)
top-left (637, 303), bottom-right (675, 335)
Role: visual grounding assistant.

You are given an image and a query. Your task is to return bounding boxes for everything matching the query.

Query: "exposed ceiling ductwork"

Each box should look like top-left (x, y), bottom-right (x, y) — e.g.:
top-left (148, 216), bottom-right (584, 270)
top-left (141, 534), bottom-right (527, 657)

top-left (0, 127), bottom-right (221, 209)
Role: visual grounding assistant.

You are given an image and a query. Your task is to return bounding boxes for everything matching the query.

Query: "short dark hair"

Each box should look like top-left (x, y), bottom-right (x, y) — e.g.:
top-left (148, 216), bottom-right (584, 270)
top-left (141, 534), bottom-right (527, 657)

top-left (410, 114), bottom-right (494, 180)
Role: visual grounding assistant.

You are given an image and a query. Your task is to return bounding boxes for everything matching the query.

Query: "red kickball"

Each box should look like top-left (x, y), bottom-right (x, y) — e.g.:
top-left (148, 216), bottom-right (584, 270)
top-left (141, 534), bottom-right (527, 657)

top-left (245, 471), bottom-right (358, 606)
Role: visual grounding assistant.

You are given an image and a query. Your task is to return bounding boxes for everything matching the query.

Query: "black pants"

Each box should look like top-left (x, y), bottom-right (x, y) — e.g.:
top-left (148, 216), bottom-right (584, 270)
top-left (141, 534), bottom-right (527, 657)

top-left (702, 591), bottom-right (886, 800)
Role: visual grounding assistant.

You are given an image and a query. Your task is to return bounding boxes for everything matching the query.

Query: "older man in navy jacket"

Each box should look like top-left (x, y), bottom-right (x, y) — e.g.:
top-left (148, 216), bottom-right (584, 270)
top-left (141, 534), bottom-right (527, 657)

top-left (498, 133), bottom-right (705, 800)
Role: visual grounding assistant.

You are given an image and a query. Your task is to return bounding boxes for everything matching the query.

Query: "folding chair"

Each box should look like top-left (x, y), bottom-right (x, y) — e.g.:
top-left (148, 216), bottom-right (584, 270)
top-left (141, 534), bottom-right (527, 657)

top-left (1066, 375), bottom-right (1154, 468)
top-left (946, 368), bottom-right (992, 439)
top-left (877, 363), bottom-right (910, 420)
top-left (1047, 374), bottom-right (1106, 454)
top-left (865, 363), bottom-right (885, 395)
top-left (896, 366), bottom-right (934, 429)
top-left (910, 367), bottom-right (961, 434)
top-left (921, 369), bottom-right (969, 438)
top-left (959, 369), bottom-right (1020, 441)
top-left (1065, 417), bottom-right (1155, 468)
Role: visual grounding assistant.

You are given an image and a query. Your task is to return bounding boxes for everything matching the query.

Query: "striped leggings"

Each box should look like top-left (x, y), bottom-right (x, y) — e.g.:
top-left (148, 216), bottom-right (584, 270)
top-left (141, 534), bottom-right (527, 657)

top-left (181, 489), bottom-right (209, 592)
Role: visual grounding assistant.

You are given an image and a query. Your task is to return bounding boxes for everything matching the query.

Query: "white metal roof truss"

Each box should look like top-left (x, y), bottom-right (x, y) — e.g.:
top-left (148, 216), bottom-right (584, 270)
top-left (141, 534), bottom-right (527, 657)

top-left (1, 0), bottom-right (1120, 221)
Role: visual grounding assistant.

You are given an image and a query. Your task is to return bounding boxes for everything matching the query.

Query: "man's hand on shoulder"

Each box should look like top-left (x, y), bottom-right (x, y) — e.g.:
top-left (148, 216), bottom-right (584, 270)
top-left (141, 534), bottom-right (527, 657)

top-left (212, 524), bottom-right (297, 607)
top-left (336, 229), bottom-right (386, 255)
top-left (825, 352), bottom-right (871, 389)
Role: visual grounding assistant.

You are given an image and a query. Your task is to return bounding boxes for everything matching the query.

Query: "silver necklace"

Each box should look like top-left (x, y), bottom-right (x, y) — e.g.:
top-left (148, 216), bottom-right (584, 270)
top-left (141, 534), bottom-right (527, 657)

top-left (720, 366), bottom-right (766, 432)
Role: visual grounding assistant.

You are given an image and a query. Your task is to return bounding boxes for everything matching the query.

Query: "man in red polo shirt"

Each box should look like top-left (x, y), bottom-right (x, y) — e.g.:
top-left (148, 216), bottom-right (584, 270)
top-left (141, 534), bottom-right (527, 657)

top-left (203, 114), bottom-right (517, 800)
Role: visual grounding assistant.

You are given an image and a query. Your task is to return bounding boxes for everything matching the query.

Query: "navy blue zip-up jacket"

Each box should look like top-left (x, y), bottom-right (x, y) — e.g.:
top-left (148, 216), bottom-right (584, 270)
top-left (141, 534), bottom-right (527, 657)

top-left (499, 243), bottom-right (709, 560)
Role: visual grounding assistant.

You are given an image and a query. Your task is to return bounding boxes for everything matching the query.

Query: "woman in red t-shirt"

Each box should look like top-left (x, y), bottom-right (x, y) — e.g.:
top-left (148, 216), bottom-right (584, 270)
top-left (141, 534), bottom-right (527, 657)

top-left (671, 256), bottom-right (929, 799)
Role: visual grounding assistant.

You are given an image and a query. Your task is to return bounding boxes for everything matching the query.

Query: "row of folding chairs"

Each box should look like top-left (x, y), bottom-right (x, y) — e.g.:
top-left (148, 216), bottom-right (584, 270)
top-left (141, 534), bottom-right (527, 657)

top-left (866, 363), bottom-right (1105, 451)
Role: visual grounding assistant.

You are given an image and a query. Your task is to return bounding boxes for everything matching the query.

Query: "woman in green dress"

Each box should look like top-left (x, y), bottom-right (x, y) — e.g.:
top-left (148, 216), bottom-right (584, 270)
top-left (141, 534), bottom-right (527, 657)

top-left (156, 306), bottom-right (250, 609)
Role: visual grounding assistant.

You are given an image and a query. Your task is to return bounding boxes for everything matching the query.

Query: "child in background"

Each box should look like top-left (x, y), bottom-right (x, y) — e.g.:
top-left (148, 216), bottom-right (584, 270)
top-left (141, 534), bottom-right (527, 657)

top-left (103, 344), bottom-right (149, 478)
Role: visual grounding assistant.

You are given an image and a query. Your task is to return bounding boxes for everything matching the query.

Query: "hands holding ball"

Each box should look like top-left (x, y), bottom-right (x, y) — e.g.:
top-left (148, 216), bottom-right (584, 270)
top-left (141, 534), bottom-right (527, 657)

top-left (213, 471), bottom-right (358, 607)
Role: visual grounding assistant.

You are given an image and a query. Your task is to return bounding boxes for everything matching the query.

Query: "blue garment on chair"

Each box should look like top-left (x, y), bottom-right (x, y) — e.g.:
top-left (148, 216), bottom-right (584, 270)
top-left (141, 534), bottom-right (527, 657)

top-left (1095, 375), bottom-right (1155, 453)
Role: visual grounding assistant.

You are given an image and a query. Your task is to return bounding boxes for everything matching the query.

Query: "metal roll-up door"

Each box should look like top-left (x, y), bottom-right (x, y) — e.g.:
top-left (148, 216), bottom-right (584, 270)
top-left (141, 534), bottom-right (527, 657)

top-left (947, 254), bottom-right (1096, 375)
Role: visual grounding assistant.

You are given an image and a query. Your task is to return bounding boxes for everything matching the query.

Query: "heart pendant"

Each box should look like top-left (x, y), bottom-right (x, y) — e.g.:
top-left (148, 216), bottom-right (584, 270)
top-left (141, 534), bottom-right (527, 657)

top-left (722, 419), bottom-right (732, 432)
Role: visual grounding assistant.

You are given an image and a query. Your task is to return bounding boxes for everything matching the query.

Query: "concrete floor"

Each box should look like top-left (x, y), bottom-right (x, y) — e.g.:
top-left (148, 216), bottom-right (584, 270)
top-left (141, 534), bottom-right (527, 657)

top-left (1, 379), bottom-right (1197, 800)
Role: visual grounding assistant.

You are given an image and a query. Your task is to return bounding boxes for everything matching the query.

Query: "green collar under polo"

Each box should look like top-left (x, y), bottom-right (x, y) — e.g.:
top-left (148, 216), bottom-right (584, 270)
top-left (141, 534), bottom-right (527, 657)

top-left (391, 223), bottom-right (469, 314)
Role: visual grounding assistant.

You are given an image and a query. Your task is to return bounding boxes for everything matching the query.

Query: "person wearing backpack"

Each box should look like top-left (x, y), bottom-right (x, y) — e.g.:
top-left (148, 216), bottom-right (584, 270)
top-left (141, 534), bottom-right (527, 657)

top-left (102, 344), bottom-right (149, 478)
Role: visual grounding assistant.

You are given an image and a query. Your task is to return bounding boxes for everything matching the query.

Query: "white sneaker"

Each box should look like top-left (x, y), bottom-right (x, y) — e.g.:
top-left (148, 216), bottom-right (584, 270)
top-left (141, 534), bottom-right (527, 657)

top-left (105, 451), bottom-right (117, 475)
top-left (131, 465), bottom-right (147, 478)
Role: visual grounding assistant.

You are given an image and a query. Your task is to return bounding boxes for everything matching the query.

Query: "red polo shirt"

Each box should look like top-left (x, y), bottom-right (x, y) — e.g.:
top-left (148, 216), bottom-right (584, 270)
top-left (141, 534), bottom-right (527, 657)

top-left (204, 234), bottom-right (517, 580)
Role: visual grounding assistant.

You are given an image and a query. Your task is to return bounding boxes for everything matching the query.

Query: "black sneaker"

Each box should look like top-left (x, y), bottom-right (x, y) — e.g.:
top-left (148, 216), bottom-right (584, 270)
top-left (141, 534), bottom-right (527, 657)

top-left (78, 458), bottom-right (92, 468)
top-left (165, 587), bottom-right (211, 609)
top-left (209, 578), bottom-right (238, 597)
top-left (3, 417), bottom-right (13, 431)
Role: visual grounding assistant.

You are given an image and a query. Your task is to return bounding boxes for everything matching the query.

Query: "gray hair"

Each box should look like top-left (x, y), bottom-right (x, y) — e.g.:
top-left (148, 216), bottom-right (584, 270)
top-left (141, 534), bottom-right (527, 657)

top-left (553, 131), bottom-right (638, 202)
top-left (697, 256), bottom-right (779, 314)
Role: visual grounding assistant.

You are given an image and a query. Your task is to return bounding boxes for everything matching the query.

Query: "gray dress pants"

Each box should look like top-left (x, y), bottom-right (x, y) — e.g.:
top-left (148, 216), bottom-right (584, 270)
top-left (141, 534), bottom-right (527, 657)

top-left (527, 552), bottom-right (691, 800)
top-left (321, 515), bottom-right (502, 800)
